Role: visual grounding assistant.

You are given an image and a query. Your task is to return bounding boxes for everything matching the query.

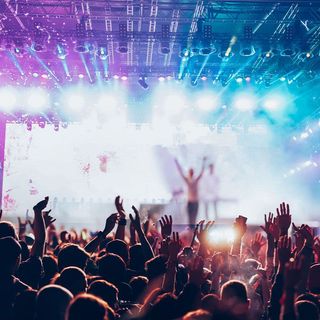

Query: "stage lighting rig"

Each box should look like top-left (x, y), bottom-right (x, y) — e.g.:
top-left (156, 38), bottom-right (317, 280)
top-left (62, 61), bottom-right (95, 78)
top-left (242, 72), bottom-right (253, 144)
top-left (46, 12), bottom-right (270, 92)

top-left (240, 26), bottom-right (255, 57)
top-left (55, 44), bottom-right (68, 60)
top-left (118, 22), bottom-right (128, 53)
top-left (200, 25), bottom-right (215, 55)
top-left (281, 26), bottom-right (296, 57)
top-left (160, 24), bottom-right (170, 54)
top-left (31, 22), bottom-right (47, 52)
top-left (74, 17), bottom-right (89, 53)
top-left (97, 45), bottom-right (108, 60)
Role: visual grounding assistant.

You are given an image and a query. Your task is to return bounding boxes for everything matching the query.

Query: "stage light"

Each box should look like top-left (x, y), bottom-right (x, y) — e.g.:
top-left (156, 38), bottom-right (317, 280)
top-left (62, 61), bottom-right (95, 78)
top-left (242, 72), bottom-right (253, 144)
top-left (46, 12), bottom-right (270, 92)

top-left (280, 76), bottom-right (286, 82)
top-left (78, 74), bottom-right (84, 79)
top-left (138, 76), bottom-right (149, 90)
top-left (245, 76), bottom-right (251, 82)
top-left (196, 94), bottom-right (219, 111)
top-left (201, 75), bottom-right (208, 81)
top-left (97, 46), bottom-right (108, 60)
top-left (236, 76), bottom-right (243, 83)
top-left (26, 88), bottom-right (49, 112)
top-left (54, 122), bottom-right (59, 131)
top-left (158, 76), bottom-right (165, 82)
top-left (32, 72), bottom-right (39, 78)
top-left (0, 87), bottom-right (17, 111)
top-left (65, 92), bottom-right (86, 112)
top-left (26, 120), bottom-right (32, 131)
top-left (121, 75), bottom-right (128, 81)
top-left (263, 94), bottom-right (286, 111)
top-left (41, 74), bottom-right (48, 79)
top-left (113, 75), bottom-right (120, 80)
top-left (233, 92), bottom-right (257, 111)
top-left (56, 44), bottom-right (68, 60)
top-left (208, 226), bottom-right (235, 245)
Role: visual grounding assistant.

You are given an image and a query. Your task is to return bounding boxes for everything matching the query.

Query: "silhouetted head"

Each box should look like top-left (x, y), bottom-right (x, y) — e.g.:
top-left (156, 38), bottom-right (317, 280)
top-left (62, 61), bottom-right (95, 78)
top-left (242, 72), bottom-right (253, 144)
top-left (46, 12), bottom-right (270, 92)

top-left (13, 289), bottom-right (37, 320)
top-left (36, 284), bottom-right (73, 320)
top-left (130, 276), bottom-right (148, 304)
top-left (296, 300), bottom-right (319, 320)
top-left (0, 221), bottom-right (18, 240)
top-left (220, 280), bottom-right (249, 317)
top-left (57, 244), bottom-right (90, 272)
top-left (66, 293), bottom-right (115, 320)
top-left (0, 236), bottom-right (21, 275)
top-left (55, 266), bottom-right (87, 296)
top-left (88, 280), bottom-right (119, 309)
top-left (201, 294), bottom-right (219, 314)
top-left (98, 253), bottom-right (126, 285)
top-left (129, 244), bottom-right (145, 271)
top-left (308, 264), bottom-right (320, 294)
top-left (106, 239), bottom-right (129, 264)
top-left (182, 309), bottom-right (212, 320)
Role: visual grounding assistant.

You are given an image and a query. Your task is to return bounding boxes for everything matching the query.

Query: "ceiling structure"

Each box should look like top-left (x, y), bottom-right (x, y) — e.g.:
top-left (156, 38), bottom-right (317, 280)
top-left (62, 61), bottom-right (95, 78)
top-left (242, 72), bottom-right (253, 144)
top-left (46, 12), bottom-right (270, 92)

top-left (0, 0), bottom-right (320, 85)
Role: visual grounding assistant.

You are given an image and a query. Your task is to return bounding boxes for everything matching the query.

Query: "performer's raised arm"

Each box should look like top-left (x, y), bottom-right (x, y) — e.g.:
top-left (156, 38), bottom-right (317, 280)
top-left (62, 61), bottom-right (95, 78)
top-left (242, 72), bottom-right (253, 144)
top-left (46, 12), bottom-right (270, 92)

top-left (174, 158), bottom-right (188, 183)
top-left (195, 157), bottom-right (207, 182)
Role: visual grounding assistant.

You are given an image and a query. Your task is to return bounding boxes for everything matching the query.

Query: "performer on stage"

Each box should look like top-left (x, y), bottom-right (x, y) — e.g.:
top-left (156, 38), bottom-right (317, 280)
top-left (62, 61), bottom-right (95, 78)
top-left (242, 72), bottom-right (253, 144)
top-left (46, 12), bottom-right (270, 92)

top-left (174, 157), bottom-right (206, 227)
top-left (201, 163), bottom-right (220, 220)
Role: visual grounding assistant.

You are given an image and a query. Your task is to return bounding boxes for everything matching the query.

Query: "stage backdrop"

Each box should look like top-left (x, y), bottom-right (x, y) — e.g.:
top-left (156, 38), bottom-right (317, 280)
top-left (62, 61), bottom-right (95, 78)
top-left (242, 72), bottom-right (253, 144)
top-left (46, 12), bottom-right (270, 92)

top-left (2, 121), bottom-right (318, 228)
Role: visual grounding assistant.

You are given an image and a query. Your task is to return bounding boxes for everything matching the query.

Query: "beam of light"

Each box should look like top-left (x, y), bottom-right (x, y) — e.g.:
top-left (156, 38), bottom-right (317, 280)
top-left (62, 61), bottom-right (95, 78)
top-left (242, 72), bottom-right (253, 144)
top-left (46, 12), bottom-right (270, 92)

top-left (28, 47), bottom-right (60, 84)
top-left (80, 53), bottom-right (93, 83)
top-left (0, 87), bottom-right (17, 112)
top-left (7, 51), bottom-right (25, 76)
top-left (61, 59), bottom-right (71, 77)
top-left (233, 92), bottom-right (257, 111)
top-left (90, 53), bottom-right (102, 82)
top-left (178, 49), bottom-right (190, 80)
top-left (25, 88), bottom-right (49, 113)
top-left (194, 54), bottom-right (210, 84)
top-left (102, 60), bottom-right (109, 79)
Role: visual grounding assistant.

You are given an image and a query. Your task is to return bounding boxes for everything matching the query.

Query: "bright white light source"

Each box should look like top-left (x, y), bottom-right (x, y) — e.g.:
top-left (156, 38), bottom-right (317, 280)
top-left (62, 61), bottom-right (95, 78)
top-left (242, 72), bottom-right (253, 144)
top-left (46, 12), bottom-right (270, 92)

top-left (263, 94), bottom-right (286, 111)
top-left (233, 93), bottom-right (257, 111)
top-left (0, 87), bottom-right (17, 112)
top-left (196, 94), bottom-right (219, 111)
top-left (26, 88), bottom-right (49, 112)
top-left (66, 93), bottom-right (85, 111)
top-left (163, 94), bottom-right (187, 115)
top-left (208, 226), bottom-right (235, 245)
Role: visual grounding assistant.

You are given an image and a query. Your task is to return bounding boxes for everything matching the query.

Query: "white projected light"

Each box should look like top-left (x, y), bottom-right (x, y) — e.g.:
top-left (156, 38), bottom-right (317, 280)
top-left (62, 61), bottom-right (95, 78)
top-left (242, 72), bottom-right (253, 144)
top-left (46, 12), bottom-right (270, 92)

top-left (263, 94), bottom-right (286, 111)
top-left (233, 92), bottom-right (257, 111)
top-left (26, 88), bottom-right (49, 112)
top-left (0, 87), bottom-right (17, 112)
top-left (163, 94), bottom-right (187, 115)
top-left (66, 93), bottom-right (85, 110)
top-left (196, 93), bottom-right (219, 111)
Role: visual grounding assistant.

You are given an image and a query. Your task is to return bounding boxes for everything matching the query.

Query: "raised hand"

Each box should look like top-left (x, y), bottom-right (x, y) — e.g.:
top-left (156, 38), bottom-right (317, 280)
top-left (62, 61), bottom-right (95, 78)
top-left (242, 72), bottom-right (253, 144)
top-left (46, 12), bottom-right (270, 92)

top-left (250, 232), bottom-right (265, 257)
top-left (33, 196), bottom-right (49, 212)
top-left (277, 202), bottom-right (291, 236)
top-left (292, 223), bottom-right (313, 248)
top-left (260, 212), bottom-right (279, 240)
top-left (196, 220), bottom-right (214, 244)
top-left (159, 215), bottom-right (173, 238)
top-left (18, 217), bottom-right (28, 236)
top-left (284, 256), bottom-right (303, 289)
top-left (115, 195), bottom-right (126, 219)
top-left (129, 206), bottom-right (142, 232)
top-left (143, 220), bottom-right (150, 235)
top-left (43, 210), bottom-right (56, 228)
top-left (168, 232), bottom-right (181, 260)
top-left (278, 235), bottom-right (292, 266)
top-left (103, 213), bottom-right (118, 236)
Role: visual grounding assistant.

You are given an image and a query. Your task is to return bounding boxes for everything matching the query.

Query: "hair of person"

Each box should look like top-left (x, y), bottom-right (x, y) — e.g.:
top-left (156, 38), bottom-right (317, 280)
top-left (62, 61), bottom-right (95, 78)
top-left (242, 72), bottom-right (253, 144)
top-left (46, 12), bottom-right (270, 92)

top-left (98, 253), bottom-right (126, 285)
top-left (88, 279), bottom-right (119, 309)
top-left (57, 244), bottom-right (90, 272)
top-left (182, 309), bottom-right (212, 320)
top-left (0, 221), bottom-right (18, 240)
top-left (105, 239), bottom-right (129, 264)
top-left (296, 300), bottom-right (319, 320)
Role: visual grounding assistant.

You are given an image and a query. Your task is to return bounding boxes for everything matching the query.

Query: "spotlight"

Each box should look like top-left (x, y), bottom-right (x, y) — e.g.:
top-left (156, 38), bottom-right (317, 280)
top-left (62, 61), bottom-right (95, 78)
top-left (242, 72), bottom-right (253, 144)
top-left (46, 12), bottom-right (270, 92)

top-left (97, 46), bottom-right (108, 60)
top-left (196, 93), bottom-right (219, 111)
top-left (26, 88), bottom-right (49, 113)
top-left (263, 94), bottom-right (286, 111)
top-left (158, 76), bottom-right (165, 82)
top-left (113, 74), bottom-right (120, 80)
top-left (240, 26), bottom-right (255, 57)
top-left (26, 120), bottom-right (32, 131)
top-left (74, 41), bottom-right (89, 53)
top-left (66, 75), bottom-right (72, 82)
top-left (0, 87), bottom-right (17, 112)
top-left (160, 24), bottom-right (170, 54)
top-left (199, 25), bottom-right (215, 55)
top-left (118, 22), bottom-right (128, 53)
top-left (38, 118), bottom-right (46, 128)
top-left (200, 75), bottom-right (208, 81)
top-left (55, 44), bottom-right (68, 60)
top-left (78, 74), bottom-right (84, 79)
top-left (280, 76), bottom-right (286, 82)
top-left (13, 39), bottom-right (26, 57)
top-left (235, 76), bottom-right (243, 83)
top-left (32, 72), bottom-right (39, 78)
top-left (32, 23), bottom-right (47, 52)
top-left (121, 74), bottom-right (128, 81)
top-left (138, 76), bottom-right (149, 89)
top-left (53, 122), bottom-right (59, 131)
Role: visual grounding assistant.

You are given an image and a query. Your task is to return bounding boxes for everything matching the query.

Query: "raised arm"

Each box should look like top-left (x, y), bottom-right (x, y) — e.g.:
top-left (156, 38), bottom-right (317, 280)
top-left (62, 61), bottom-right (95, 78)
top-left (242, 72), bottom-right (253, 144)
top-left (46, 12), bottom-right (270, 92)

top-left (174, 158), bottom-right (188, 182)
top-left (30, 197), bottom-right (49, 258)
top-left (114, 195), bottom-right (126, 241)
top-left (195, 157), bottom-right (207, 182)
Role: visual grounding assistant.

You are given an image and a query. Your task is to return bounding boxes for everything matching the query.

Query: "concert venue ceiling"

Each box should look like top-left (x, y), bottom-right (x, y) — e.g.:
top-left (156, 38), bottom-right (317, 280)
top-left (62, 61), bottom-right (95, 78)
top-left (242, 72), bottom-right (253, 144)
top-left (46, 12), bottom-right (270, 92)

top-left (0, 0), bottom-right (320, 84)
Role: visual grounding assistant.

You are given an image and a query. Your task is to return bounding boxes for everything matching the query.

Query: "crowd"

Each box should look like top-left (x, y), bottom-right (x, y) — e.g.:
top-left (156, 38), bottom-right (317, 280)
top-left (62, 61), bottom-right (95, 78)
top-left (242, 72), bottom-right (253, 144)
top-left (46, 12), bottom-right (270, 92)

top-left (0, 196), bottom-right (319, 320)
